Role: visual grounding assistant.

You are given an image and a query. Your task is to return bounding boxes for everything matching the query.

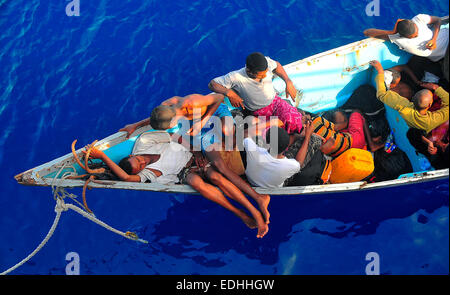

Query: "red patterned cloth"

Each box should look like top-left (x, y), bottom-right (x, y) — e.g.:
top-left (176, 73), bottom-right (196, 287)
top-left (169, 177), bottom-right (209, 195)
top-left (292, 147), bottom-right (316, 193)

top-left (252, 95), bottom-right (303, 134)
top-left (428, 94), bottom-right (449, 144)
top-left (428, 120), bottom-right (449, 143)
top-left (429, 93), bottom-right (442, 112)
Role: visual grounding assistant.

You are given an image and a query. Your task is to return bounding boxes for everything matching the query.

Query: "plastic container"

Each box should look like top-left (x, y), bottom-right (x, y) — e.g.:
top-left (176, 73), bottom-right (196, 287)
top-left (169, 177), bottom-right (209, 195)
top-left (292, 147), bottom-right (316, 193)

top-left (329, 148), bottom-right (374, 184)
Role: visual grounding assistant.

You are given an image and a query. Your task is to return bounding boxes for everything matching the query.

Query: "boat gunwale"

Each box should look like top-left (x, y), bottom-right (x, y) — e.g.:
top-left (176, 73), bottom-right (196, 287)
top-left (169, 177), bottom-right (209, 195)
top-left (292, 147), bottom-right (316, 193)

top-left (17, 166), bottom-right (449, 196)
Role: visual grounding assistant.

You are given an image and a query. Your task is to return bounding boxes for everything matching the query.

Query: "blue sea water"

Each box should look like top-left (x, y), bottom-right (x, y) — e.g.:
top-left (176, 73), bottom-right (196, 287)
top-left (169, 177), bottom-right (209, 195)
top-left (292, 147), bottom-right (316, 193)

top-left (0, 0), bottom-right (448, 275)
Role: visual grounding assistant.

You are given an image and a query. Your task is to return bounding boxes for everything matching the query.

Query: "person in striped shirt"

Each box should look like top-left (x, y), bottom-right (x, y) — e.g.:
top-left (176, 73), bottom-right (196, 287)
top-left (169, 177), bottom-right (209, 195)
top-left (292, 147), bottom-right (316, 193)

top-left (302, 109), bottom-right (370, 158)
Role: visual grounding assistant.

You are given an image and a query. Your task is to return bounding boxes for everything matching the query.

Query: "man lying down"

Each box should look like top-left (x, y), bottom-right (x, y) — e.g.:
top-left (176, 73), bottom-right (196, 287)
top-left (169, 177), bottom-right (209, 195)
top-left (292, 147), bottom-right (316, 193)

top-left (83, 108), bottom-right (269, 239)
top-left (85, 131), bottom-right (192, 184)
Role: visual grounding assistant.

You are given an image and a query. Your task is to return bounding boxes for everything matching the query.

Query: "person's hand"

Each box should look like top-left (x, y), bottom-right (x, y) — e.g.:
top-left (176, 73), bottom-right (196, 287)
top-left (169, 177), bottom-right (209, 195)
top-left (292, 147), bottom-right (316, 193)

top-left (285, 80), bottom-right (297, 103)
top-left (83, 144), bottom-right (104, 160)
top-left (369, 60), bottom-right (384, 74)
top-left (119, 124), bottom-right (137, 139)
top-left (315, 133), bottom-right (326, 142)
top-left (187, 121), bottom-right (203, 136)
top-left (267, 118), bottom-right (284, 128)
top-left (193, 152), bottom-right (209, 172)
top-left (435, 140), bottom-right (448, 153)
top-left (427, 142), bottom-right (438, 155)
top-left (426, 39), bottom-right (437, 50)
top-left (320, 136), bottom-right (336, 154)
top-left (226, 89), bottom-right (245, 109)
top-left (363, 29), bottom-right (372, 37)
top-left (420, 82), bottom-right (439, 91)
top-left (304, 120), bottom-right (314, 138)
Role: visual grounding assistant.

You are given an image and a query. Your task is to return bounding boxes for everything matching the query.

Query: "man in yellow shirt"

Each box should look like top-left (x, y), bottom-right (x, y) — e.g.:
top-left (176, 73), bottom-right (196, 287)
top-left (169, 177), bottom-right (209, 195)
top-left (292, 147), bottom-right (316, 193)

top-left (370, 60), bottom-right (448, 134)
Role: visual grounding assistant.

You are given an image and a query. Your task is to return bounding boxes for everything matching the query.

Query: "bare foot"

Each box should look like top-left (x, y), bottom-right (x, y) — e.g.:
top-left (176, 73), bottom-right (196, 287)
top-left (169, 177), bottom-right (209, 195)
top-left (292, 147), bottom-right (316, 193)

top-left (236, 209), bottom-right (257, 229)
top-left (256, 194), bottom-right (271, 224)
top-left (256, 219), bottom-right (269, 239)
top-left (236, 209), bottom-right (269, 238)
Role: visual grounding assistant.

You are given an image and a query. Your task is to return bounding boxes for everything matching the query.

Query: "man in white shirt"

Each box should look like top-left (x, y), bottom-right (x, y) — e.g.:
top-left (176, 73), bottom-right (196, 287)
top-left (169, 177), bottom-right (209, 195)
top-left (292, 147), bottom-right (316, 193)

top-left (208, 52), bottom-right (304, 134)
top-left (243, 123), bottom-right (314, 188)
top-left (364, 14), bottom-right (448, 62)
top-left (84, 131), bottom-right (192, 184)
top-left (364, 14), bottom-right (449, 85)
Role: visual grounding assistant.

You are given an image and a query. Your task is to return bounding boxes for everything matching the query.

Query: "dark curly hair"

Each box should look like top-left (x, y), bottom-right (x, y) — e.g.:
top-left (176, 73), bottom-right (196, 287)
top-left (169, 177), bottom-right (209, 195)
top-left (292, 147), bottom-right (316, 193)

top-left (118, 156), bottom-right (133, 175)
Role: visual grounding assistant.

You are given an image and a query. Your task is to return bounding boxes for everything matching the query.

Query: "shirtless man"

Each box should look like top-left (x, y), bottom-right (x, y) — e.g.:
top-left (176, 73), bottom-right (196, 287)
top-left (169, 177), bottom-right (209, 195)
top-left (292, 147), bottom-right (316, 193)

top-left (119, 93), bottom-right (227, 138)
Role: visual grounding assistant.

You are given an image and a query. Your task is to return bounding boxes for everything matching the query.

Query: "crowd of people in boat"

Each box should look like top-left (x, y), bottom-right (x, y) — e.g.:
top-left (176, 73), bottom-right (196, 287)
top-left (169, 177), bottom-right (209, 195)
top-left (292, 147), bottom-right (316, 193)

top-left (85, 13), bottom-right (449, 238)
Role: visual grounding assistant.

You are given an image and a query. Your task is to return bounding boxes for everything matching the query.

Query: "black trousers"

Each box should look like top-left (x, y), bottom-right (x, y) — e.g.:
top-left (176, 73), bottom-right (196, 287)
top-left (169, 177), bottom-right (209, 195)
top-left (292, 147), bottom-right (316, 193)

top-left (406, 49), bottom-right (449, 92)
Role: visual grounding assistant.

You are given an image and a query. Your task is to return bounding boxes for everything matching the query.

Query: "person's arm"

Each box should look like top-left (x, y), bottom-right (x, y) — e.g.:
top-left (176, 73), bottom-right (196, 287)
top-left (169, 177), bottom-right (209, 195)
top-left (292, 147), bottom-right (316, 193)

top-left (363, 19), bottom-right (403, 41)
top-left (119, 118), bottom-right (151, 139)
top-left (420, 134), bottom-right (438, 155)
top-left (370, 60), bottom-right (412, 110)
top-left (84, 146), bottom-right (142, 182)
top-left (320, 137), bottom-right (336, 155)
top-left (295, 121), bottom-right (313, 166)
top-left (273, 61), bottom-right (297, 102)
top-left (362, 116), bottom-right (384, 152)
top-left (426, 16), bottom-right (442, 50)
top-left (434, 86), bottom-right (449, 108)
top-left (179, 93), bottom-right (224, 136)
top-left (242, 117), bottom-right (283, 139)
top-left (189, 98), bottom-right (223, 136)
top-left (208, 79), bottom-right (245, 109)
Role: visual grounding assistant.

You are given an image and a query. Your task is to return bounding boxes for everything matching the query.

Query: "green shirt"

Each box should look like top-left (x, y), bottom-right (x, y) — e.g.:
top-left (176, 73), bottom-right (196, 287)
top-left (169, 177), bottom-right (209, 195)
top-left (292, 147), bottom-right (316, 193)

top-left (374, 73), bottom-right (449, 134)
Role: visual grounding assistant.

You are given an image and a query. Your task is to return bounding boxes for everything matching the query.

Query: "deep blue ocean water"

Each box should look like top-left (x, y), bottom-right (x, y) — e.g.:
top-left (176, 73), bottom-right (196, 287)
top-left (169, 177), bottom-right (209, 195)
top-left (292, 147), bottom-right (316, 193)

top-left (0, 0), bottom-right (448, 275)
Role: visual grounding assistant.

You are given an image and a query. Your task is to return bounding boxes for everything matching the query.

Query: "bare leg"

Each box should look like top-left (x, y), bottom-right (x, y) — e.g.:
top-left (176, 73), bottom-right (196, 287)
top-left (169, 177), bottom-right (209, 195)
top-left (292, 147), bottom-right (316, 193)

top-left (205, 167), bottom-right (269, 239)
top-left (205, 150), bottom-right (271, 224)
top-left (186, 172), bottom-right (257, 231)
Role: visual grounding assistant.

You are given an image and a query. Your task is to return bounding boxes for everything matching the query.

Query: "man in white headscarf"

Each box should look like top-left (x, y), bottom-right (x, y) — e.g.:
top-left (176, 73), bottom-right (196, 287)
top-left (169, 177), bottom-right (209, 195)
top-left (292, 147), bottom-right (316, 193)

top-left (383, 64), bottom-right (422, 100)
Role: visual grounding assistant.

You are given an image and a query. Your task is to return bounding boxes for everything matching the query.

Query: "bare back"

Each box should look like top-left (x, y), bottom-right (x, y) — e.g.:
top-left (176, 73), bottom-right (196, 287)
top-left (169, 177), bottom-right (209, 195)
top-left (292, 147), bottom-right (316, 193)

top-left (161, 94), bottom-right (213, 120)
